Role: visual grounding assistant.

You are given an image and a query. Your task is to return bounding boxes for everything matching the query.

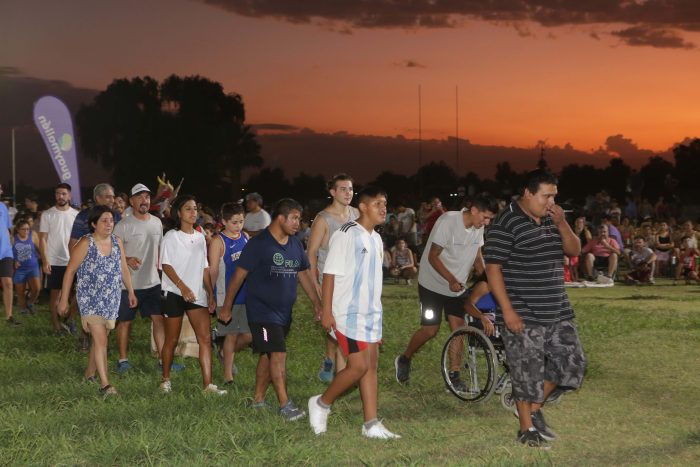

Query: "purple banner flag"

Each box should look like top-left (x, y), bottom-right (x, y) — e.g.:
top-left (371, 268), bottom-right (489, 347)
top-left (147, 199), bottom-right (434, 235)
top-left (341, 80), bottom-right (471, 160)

top-left (33, 96), bottom-right (82, 205)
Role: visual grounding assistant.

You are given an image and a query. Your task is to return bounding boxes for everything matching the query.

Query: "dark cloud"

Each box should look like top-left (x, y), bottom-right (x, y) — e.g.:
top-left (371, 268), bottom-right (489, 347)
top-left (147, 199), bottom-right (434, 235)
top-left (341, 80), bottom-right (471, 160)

top-left (611, 25), bottom-right (695, 49)
top-left (393, 59), bottom-right (426, 69)
top-left (200, 0), bottom-right (700, 49)
top-left (604, 134), bottom-right (658, 160)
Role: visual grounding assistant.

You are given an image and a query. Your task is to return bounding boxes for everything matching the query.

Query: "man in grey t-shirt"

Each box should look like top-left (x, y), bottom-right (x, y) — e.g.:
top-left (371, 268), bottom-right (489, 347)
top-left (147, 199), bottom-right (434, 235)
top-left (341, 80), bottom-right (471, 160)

top-left (113, 184), bottom-right (183, 373)
top-left (243, 192), bottom-right (271, 237)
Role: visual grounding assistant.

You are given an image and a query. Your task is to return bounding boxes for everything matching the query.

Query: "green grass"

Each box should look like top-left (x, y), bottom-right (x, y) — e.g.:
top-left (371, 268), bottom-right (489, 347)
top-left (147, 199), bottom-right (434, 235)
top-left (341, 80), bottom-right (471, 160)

top-left (1, 281), bottom-right (700, 465)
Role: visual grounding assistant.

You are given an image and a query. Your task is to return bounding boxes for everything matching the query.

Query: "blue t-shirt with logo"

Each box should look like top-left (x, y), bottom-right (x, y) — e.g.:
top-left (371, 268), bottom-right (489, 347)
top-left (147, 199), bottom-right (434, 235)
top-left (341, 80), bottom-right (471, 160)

top-left (237, 228), bottom-right (310, 326)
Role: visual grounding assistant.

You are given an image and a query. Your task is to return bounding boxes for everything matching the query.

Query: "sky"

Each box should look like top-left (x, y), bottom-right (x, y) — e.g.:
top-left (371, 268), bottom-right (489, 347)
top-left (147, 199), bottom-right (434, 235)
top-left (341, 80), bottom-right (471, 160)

top-left (2, 0), bottom-right (700, 186)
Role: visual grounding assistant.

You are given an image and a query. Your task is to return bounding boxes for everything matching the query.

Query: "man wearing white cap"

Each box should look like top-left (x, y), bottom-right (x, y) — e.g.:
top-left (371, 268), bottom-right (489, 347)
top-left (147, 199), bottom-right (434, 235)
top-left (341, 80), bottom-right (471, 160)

top-left (113, 183), bottom-right (183, 373)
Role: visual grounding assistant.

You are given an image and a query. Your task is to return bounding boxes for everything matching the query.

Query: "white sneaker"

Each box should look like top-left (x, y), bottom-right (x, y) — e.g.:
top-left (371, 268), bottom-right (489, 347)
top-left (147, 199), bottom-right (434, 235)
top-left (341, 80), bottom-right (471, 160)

top-left (159, 380), bottom-right (172, 393)
top-left (203, 384), bottom-right (227, 395)
top-left (361, 421), bottom-right (401, 439)
top-left (308, 395), bottom-right (331, 435)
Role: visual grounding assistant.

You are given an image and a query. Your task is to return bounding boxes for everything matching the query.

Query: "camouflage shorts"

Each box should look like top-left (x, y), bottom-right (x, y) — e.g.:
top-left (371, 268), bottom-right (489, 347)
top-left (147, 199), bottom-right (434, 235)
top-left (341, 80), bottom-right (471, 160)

top-left (502, 319), bottom-right (586, 403)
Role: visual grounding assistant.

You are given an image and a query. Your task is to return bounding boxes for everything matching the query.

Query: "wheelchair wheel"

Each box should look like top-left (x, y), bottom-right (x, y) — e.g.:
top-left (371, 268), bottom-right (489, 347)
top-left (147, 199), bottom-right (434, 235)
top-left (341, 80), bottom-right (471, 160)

top-left (441, 326), bottom-right (498, 402)
top-left (500, 385), bottom-right (519, 416)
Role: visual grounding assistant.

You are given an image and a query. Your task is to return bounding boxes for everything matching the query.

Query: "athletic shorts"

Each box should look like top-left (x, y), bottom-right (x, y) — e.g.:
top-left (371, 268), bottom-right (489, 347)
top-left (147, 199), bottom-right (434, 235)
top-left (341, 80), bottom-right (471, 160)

top-left (418, 284), bottom-right (468, 326)
top-left (0, 258), bottom-right (14, 278)
top-left (215, 304), bottom-right (249, 335)
top-left (81, 314), bottom-right (116, 334)
top-left (161, 291), bottom-right (204, 318)
top-left (501, 319), bottom-right (586, 404)
top-left (47, 265), bottom-right (67, 290)
top-left (249, 323), bottom-right (289, 354)
top-left (13, 265), bottom-right (40, 284)
top-left (334, 329), bottom-right (370, 357)
top-left (117, 285), bottom-right (162, 321)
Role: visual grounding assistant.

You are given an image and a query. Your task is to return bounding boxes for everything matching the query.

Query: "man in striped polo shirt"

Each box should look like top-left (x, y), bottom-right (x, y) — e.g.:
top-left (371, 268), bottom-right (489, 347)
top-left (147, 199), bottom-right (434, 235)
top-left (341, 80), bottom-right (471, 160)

top-left (484, 169), bottom-right (586, 449)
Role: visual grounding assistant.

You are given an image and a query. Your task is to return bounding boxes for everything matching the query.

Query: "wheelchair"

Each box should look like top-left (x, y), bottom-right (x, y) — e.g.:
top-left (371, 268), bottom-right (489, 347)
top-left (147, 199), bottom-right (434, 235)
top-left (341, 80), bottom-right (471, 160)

top-left (441, 292), bottom-right (565, 411)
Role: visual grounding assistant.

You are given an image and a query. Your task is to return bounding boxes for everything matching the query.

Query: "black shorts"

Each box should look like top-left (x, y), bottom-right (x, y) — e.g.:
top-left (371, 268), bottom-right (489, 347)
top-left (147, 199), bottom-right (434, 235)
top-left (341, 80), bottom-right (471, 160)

top-left (593, 256), bottom-right (610, 270)
top-left (118, 285), bottom-right (162, 321)
top-left (47, 265), bottom-right (67, 290)
top-left (161, 291), bottom-right (204, 318)
top-left (249, 323), bottom-right (290, 354)
top-left (0, 258), bottom-right (13, 278)
top-left (418, 284), bottom-right (467, 326)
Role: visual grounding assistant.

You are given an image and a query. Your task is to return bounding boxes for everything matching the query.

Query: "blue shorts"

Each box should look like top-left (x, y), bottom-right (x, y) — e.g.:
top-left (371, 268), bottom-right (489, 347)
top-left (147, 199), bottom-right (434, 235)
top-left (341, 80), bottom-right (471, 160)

top-left (13, 266), bottom-right (40, 285)
top-left (117, 284), bottom-right (162, 321)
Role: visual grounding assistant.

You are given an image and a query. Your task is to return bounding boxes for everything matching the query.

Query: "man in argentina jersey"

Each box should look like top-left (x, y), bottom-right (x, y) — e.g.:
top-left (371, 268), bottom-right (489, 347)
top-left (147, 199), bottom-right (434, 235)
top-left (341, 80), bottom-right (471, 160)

top-left (484, 169), bottom-right (586, 449)
top-left (308, 187), bottom-right (400, 440)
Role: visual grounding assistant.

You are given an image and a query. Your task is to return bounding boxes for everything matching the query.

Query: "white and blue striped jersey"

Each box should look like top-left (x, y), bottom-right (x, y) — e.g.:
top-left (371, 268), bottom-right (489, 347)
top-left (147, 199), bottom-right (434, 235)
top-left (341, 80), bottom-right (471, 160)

top-left (323, 221), bottom-right (383, 342)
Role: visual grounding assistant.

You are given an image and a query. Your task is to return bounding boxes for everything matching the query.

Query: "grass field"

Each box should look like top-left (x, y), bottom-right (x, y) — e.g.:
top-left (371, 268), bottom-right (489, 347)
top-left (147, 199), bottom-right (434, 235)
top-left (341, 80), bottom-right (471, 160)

top-left (1, 280), bottom-right (700, 466)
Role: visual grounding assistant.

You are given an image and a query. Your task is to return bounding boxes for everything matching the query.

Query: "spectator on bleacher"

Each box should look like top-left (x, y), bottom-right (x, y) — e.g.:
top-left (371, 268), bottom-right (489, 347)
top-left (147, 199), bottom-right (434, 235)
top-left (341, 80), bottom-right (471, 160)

top-left (623, 196), bottom-right (638, 221)
top-left (653, 222), bottom-right (674, 277)
top-left (674, 236), bottom-right (700, 285)
top-left (396, 202), bottom-right (417, 249)
top-left (625, 236), bottom-right (656, 285)
top-left (639, 198), bottom-right (654, 220)
top-left (608, 199), bottom-right (622, 223)
top-left (582, 224), bottom-right (620, 282)
top-left (602, 215), bottom-right (624, 251)
top-left (573, 217), bottom-right (592, 248)
top-left (390, 238), bottom-right (417, 285)
top-left (655, 196), bottom-right (669, 221)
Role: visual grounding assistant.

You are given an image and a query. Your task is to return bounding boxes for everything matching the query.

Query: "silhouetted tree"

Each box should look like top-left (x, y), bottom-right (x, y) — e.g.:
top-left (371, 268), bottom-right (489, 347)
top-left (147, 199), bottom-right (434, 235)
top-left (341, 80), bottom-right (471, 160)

top-left (76, 75), bottom-right (261, 204)
top-left (245, 168), bottom-right (291, 207)
top-left (602, 158), bottom-right (632, 202)
top-left (673, 138), bottom-right (700, 202)
top-left (370, 171), bottom-right (413, 205)
top-left (639, 156), bottom-right (674, 201)
top-left (290, 172), bottom-right (327, 205)
top-left (412, 161), bottom-right (457, 202)
top-left (558, 164), bottom-right (603, 203)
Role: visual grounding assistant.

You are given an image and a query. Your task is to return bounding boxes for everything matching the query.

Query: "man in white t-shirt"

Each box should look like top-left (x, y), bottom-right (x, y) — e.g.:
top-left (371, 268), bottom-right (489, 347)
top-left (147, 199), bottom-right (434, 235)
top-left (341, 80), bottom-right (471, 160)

top-left (243, 192), bottom-right (271, 237)
top-left (396, 202), bottom-right (417, 248)
top-left (113, 183), bottom-right (183, 374)
top-left (394, 195), bottom-right (498, 389)
top-left (39, 183), bottom-right (78, 333)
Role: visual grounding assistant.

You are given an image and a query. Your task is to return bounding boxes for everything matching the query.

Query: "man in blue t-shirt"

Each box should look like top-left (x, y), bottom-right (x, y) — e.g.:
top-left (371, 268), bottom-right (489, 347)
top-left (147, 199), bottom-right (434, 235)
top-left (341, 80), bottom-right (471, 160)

top-left (221, 198), bottom-right (322, 421)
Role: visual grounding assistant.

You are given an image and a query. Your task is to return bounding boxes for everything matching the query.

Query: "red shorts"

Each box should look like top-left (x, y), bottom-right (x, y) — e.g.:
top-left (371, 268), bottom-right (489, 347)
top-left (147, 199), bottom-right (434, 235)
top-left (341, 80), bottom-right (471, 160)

top-left (334, 329), bottom-right (371, 356)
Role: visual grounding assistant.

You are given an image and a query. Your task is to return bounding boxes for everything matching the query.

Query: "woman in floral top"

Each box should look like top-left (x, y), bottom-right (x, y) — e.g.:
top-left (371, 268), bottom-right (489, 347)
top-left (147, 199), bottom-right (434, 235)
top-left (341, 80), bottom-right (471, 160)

top-left (59, 205), bottom-right (136, 398)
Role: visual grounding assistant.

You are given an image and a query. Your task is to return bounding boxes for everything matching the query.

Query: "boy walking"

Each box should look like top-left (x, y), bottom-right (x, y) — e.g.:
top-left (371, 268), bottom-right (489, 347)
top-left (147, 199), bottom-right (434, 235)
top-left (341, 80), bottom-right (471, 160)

top-left (308, 187), bottom-right (400, 439)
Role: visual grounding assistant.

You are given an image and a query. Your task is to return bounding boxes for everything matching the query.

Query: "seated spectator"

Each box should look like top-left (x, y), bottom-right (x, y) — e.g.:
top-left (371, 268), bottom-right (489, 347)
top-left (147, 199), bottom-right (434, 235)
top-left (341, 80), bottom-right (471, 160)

top-left (564, 254), bottom-right (580, 283)
top-left (673, 221), bottom-right (699, 256)
top-left (602, 215), bottom-right (624, 251)
top-left (582, 225), bottom-right (621, 281)
top-left (674, 236), bottom-right (700, 285)
top-left (625, 236), bottom-right (656, 285)
top-left (382, 243), bottom-right (392, 279)
top-left (390, 238), bottom-right (417, 285)
top-left (653, 221), bottom-right (674, 277)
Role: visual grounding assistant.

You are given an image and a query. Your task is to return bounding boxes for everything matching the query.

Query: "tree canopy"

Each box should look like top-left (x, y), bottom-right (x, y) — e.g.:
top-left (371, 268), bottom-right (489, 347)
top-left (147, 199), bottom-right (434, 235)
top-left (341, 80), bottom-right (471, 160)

top-left (75, 75), bottom-right (261, 204)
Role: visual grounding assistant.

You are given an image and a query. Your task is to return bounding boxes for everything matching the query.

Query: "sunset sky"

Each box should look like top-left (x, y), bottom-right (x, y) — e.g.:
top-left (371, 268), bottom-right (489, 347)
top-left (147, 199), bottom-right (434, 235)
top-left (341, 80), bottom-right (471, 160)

top-left (2, 0), bottom-right (700, 185)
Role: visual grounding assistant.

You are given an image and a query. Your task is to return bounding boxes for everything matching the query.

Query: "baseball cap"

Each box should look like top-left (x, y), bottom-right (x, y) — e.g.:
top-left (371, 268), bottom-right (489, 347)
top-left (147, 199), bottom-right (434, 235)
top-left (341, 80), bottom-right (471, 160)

top-left (130, 183), bottom-right (151, 197)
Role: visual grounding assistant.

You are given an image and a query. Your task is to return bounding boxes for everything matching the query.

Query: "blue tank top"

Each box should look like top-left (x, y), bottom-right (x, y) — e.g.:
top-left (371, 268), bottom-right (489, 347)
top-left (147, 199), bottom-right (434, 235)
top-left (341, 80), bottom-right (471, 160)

top-left (13, 234), bottom-right (39, 272)
top-left (216, 232), bottom-right (248, 305)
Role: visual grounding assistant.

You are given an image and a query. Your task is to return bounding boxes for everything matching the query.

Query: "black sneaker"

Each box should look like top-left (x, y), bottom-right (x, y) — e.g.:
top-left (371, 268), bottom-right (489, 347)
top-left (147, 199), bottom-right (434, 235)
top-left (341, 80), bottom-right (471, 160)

top-left (6, 316), bottom-right (22, 326)
top-left (517, 428), bottom-right (551, 449)
top-left (394, 355), bottom-right (411, 385)
top-left (446, 371), bottom-right (469, 393)
top-left (531, 410), bottom-right (557, 441)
